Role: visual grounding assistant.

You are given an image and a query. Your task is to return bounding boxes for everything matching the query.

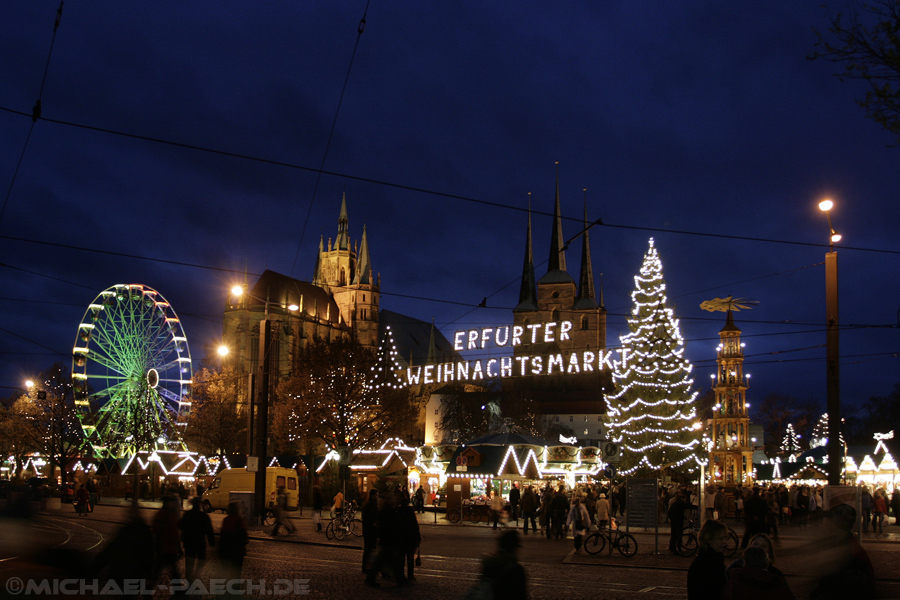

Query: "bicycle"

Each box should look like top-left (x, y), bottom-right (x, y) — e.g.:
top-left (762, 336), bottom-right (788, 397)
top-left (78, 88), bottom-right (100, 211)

top-left (583, 526), bottom-right (638, 557)
top-left (447, 500), bottom-right (486, 524)
top-left (325, 501), bottom-right (362, 540)
top-left (677, 518), bottom-right (739, 557)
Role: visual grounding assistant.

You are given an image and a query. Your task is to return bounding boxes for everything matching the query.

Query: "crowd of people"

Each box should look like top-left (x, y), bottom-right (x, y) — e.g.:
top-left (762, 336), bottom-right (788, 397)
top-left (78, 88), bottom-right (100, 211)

top-left (91, 494), bottom-right (248, 595)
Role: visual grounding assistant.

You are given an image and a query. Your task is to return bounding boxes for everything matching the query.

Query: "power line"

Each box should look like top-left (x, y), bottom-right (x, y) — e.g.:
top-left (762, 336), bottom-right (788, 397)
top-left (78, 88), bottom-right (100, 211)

top-left (0, 2), bottom-right (64, 229)
top-left (290, 0), bottom-right (372, 278)
top-left (2, 104), bottom-right (898, 258)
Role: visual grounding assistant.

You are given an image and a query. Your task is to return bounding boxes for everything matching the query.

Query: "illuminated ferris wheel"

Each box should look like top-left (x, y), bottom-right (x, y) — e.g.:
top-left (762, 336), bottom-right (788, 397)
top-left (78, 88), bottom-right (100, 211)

top-left (72, 284), bottom-right (192, 459)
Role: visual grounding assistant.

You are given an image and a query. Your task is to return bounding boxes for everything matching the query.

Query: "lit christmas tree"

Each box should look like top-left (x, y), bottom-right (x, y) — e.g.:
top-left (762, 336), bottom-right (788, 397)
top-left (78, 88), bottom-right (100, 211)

top-left (809, 412), bottom-right (844, 449)
top-left (605, 238), bottom-right (702, 476)
top-left (780, 422), bottom-right (802, 454)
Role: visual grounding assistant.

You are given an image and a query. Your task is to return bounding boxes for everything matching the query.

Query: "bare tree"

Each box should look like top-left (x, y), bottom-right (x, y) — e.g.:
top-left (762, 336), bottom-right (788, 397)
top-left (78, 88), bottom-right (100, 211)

top-left (810, 0), bottom-right (900, 144)
top-left (184, 365), bottom-right (247, 456)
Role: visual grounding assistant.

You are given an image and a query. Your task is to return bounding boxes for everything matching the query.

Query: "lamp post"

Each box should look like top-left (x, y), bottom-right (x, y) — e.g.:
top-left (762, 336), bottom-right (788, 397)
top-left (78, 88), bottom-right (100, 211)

top-left (230, 285), bottom-right (275, 524)
top-left (819, 199), bottom-right (842, 485)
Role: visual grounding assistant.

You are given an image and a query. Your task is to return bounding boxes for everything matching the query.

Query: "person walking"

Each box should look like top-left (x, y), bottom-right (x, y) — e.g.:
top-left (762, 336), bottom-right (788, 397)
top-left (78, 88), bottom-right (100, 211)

top-left (566, 497), bottom-right (590, 554)
top-left (179, 497), bottom-right (215, 581)
top-left (312, 485), bottom-right (324, 532)
top-left (892, 486), bottom-right (900, 527)
top-left (873, 489), bottom-right (888, 534)
top-left (151, 496), bottom-right (183, 585)
top-left (713, 486), bottom-right (727, 522)
top-left (742, 487), bottom-right (768, 548)
top-left (218, 501), bottom-right (249, 580)
top-left (361, 489), bottom-right (379, 574)
top-left (539, 488), bottom-right (552, 538)
top-left (490, 490), bottom-right (504, 530)
top-left (509, 484), bottom-right (521, 524)
top-left (550, 486), bottom-right (569, 540)
top-left (595, 492), bottom-right (611, 528)
top-left (271, 487), bottom-right (296, 536)
top-left (365, 493), bottom-right (403, 588)
top-left (477, 530), bottom-right (528, 600)
top-left (414, 485), bottom-right (426, 514)
top-left (520, 486), bottom-right (538, 534)
top-left (687, 519), bottom-right (729, 600)
top-left (667, 492), bottom-right (687, 554)
top-left (396, 495), bottom-right (421, 581)
top-left (75, 484), bottom-right (90, 516)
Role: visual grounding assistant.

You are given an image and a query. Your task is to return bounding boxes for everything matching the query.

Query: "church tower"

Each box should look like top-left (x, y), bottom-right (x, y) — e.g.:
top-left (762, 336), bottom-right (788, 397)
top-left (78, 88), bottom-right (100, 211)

top-left (513, 175), bottom-right (606, 359)
top-left (709, 310), bottom-right (754, 485)
top-left (313, 194), bottom-right (380, 348)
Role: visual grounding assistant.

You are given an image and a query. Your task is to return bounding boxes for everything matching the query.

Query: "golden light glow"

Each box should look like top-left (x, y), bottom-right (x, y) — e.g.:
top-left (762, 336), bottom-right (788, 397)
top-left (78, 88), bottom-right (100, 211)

top-left (818, 199), bottom-right (833, 212)
top-left (231, 285), bottom-right (244, 297)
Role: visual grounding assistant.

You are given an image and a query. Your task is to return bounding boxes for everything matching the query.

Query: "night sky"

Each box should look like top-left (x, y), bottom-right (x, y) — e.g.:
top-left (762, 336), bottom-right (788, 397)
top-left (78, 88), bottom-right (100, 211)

top-left (2, 2), bottom-right (898, 426)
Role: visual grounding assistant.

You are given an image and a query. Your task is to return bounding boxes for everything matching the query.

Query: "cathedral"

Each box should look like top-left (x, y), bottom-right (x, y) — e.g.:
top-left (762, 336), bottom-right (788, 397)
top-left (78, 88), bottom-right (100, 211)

top-left (221, 195), bottom-right (457, 444)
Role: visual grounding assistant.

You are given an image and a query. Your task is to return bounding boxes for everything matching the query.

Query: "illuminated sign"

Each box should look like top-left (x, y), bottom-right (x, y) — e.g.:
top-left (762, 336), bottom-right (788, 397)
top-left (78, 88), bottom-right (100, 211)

top-left (404, 320), bottom-right (623, 386)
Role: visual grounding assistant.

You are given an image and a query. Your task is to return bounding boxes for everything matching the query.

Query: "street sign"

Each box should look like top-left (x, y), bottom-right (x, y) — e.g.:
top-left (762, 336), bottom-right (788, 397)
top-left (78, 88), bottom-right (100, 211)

top-left (337, 447), bottom-right (352, 465)
top-left (603, 442), bottom-right (620, 463)
top-left (247, 456), bottom-right (259, 472)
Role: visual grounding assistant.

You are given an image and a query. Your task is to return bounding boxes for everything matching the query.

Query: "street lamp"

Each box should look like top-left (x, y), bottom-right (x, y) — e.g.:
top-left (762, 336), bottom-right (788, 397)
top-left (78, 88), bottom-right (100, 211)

top-left (819, 199), bottom-right (841, 485)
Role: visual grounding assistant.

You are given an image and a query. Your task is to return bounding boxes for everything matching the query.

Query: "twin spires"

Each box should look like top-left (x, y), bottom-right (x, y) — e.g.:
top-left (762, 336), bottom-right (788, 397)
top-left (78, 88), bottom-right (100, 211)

top-left (516, 167), bottom-right (599, 308)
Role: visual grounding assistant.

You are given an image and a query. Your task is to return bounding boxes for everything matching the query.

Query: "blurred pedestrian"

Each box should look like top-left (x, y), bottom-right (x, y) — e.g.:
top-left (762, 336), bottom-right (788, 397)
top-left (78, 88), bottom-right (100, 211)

top-left (566, 497), bottom-right (590, 554)
top-left (721, 545), bottom-right (795, 600)
top-left (179, 497), bottom-right (215, 581)
top-left (365, 493), bottom-right (403, 588)
top-left (312, 485), bottom-right (324, 532)
top-left (361, 489), bottom-right (379, 574)
top-left (271, 487), bottom-right (296, 536)
top-left (396, 495), bottom-right (421, 581)
top-left (520, 486), bottom-right (538, 534)
top-left (480, 530), bottom-right (528, 600)
top-left (92, 503), bottom-right (154, 595)
top-left (151, 496), bottom-right (183, 584)
top-left (218, 501), bottom-right (248, 579)
top-left (809, 503), bottom-right (874, 600)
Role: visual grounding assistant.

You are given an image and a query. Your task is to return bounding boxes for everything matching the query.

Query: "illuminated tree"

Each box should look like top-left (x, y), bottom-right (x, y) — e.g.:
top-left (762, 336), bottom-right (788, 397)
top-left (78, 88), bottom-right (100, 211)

top-left (183, 365), bottom-right (247, 456)
top-left (277, 335), bottom-right (417, 452)
top-left (780, 422), bottom-right (803, 454)
top-left (12, 363), bottom-right (84, 484)
top-left (605, 238), bottom-right (701, 477)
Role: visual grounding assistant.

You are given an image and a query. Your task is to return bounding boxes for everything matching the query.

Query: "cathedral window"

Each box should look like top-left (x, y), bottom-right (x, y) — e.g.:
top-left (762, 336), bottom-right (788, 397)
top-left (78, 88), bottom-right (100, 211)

top-left (552, 309), bottom-right (560, 321)
top-left (340, 268), bottom-right (346, 286)
top-left (581, 316), bottom-right (589, 330)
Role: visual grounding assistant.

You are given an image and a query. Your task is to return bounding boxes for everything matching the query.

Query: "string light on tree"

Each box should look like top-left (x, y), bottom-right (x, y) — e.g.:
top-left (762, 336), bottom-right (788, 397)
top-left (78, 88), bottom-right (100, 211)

top-left (605, 238), bottom-right (702, 476)
top-left (780, 422), bottom-right (803, 454)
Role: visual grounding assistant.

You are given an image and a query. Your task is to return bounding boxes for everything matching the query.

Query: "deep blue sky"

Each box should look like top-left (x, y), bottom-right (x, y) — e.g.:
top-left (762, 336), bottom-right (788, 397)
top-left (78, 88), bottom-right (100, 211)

top-left (1, 2), bottom-right (898, 423)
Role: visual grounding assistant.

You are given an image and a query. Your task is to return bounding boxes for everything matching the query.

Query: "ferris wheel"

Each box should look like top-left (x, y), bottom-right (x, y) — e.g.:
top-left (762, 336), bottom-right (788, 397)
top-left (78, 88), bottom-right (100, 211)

top-left (72, 284), bottom-right (192, 459)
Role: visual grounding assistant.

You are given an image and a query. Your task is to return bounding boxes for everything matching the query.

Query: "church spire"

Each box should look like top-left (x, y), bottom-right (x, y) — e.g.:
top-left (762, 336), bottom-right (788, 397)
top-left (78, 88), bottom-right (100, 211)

top-left (547, 163), bottom-right (567, 274)
top-left (575, 190), bottom-right (597, 309)
top-left (539, 163), bottom-right (575, 285)
top-left (353, 224), bottom-right (372, 285)
top-left (336, 193), bottom-right (350, 251)
top-left (312, 235), bottom-right (324, 284)
top-left (515, 193), bottom-right (538, 311)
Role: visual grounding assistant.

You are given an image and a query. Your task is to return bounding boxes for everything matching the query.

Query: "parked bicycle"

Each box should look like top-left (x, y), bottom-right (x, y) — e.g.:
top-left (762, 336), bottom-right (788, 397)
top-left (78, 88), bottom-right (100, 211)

top-left (583, 526), bottom-right (638, 557)
top-left (677, 518), bottom-right (739, 557)
top-left (325, 501), bottom-right (362, 540)
top-left (446, 499), bottom-right (487, 524)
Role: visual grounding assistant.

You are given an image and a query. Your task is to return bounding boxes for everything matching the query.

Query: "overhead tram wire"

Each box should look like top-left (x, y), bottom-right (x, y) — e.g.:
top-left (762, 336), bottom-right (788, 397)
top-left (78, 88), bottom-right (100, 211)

top-left (290, 0), bottom-right (372, 278)
top-left (0, 2), bottom-right (64, 229)
top-left (1, 104), bottom-right (898, 259)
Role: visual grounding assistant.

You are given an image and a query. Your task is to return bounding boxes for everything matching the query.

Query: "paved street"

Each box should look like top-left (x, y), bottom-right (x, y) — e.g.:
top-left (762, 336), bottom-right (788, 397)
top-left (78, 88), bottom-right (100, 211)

top-left (2, 500), bottom-right (900, 599)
